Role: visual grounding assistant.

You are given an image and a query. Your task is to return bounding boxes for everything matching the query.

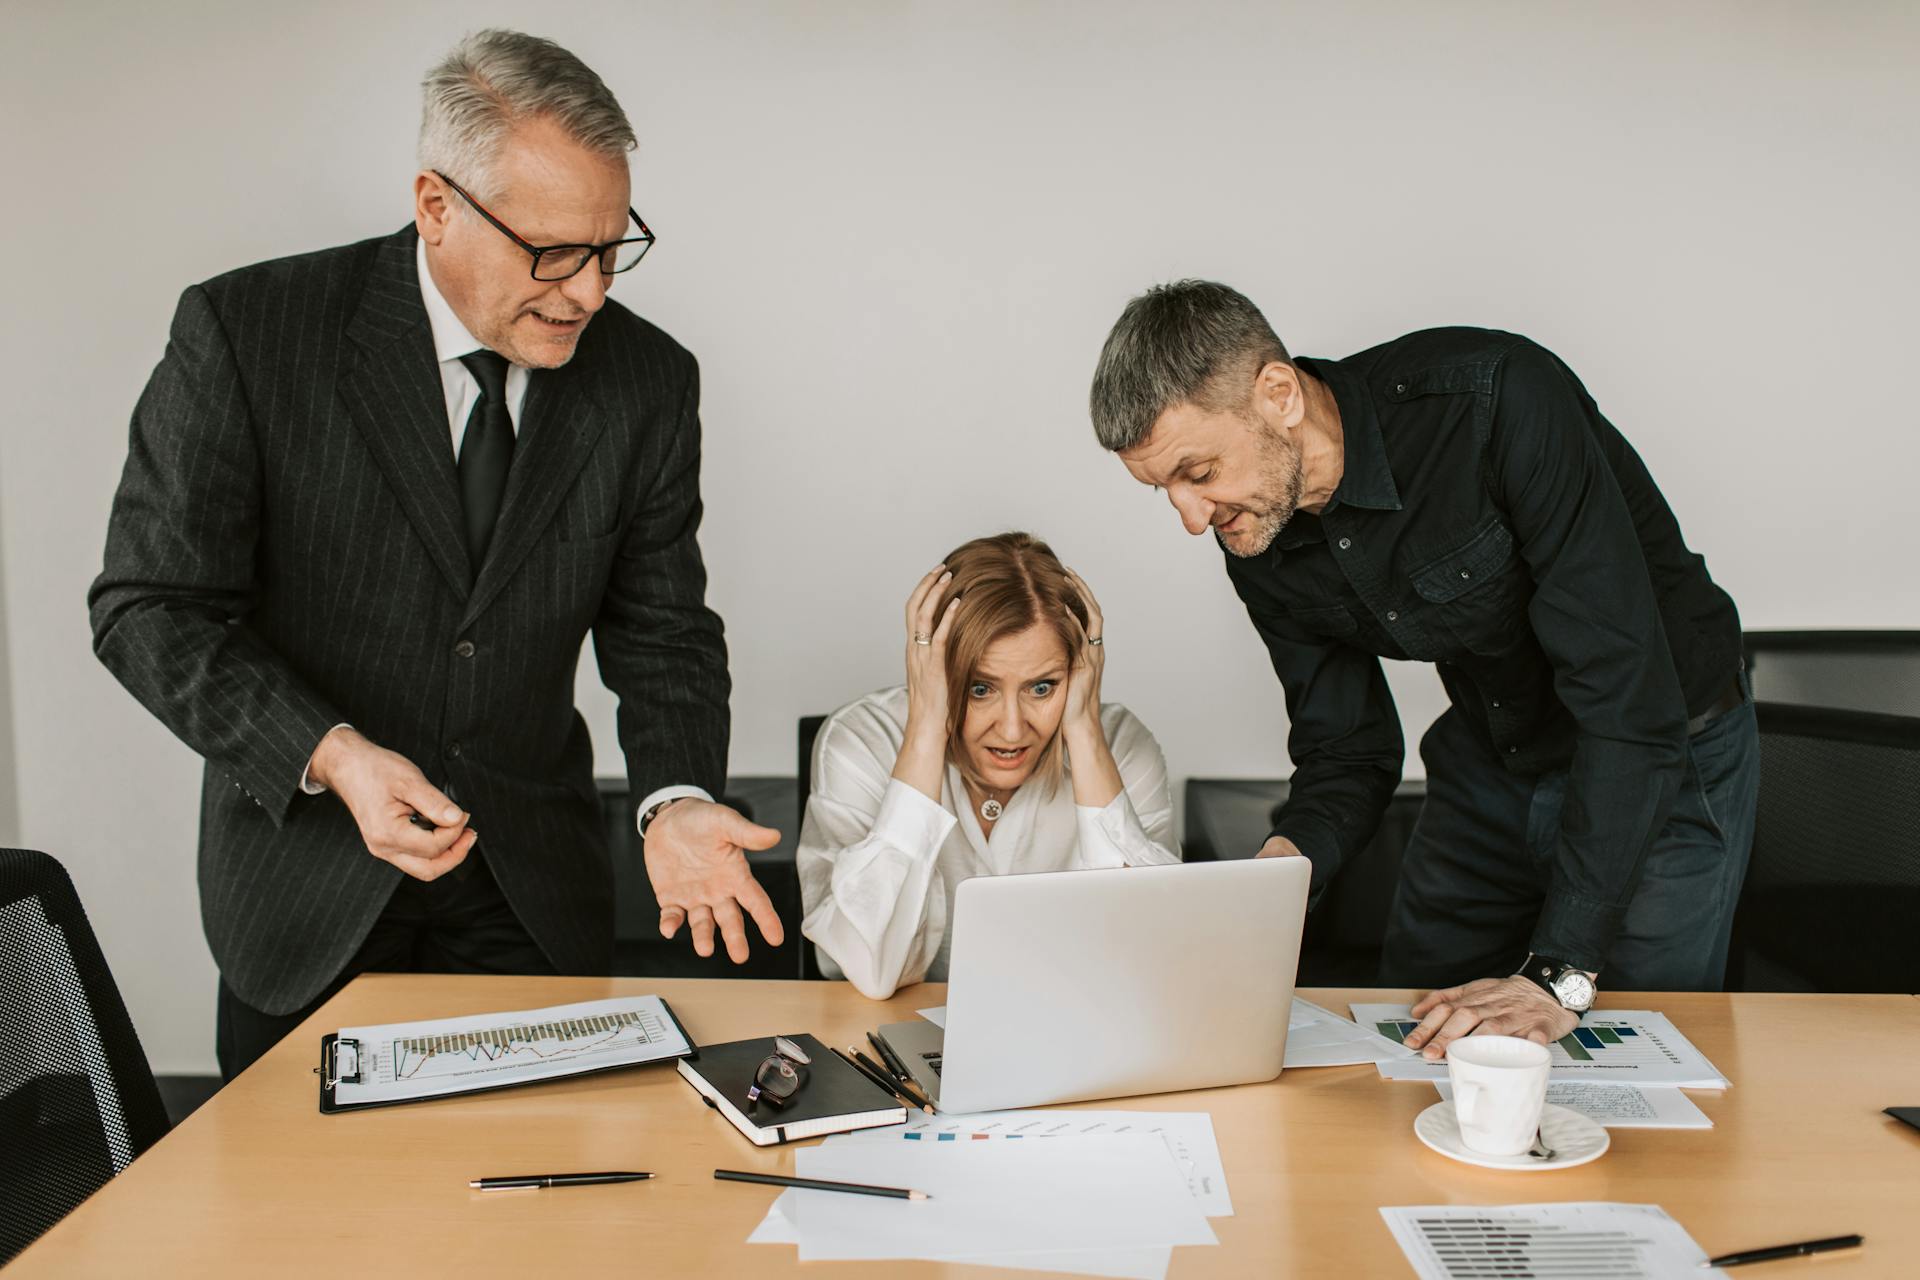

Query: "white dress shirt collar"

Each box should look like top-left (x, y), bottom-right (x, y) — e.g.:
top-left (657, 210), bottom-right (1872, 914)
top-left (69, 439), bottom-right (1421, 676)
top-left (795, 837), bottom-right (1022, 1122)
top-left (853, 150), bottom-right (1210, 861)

top-left (416, 234), bottom-right (529, 444)
top-left (418, 234), bottom-right (485, 363)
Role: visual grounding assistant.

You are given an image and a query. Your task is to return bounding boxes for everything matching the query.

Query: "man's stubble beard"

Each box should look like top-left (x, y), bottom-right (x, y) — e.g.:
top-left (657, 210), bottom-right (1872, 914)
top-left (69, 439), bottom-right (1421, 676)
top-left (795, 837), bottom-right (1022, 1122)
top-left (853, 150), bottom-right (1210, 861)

top-left (1215, 428), bottom-right (1305, 559)
top-left (483, 323), bottom-right (585, 372)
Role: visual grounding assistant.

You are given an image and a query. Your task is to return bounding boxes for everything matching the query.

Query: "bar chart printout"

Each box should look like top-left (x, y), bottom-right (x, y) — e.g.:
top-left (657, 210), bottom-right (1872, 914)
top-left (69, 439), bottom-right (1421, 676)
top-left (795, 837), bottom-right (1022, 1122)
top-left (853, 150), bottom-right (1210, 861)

top-left (333, 995), bottom-right (691, 1105)
top-left (1381, 1203), bottom-right (1713, 1280)
top-left (1351, 1005), bottom-right (1730, 1088)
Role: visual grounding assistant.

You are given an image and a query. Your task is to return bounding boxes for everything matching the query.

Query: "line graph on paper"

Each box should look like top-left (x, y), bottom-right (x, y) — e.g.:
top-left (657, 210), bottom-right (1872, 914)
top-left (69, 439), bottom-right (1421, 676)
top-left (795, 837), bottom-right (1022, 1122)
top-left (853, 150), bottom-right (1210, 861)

top-left (332, 995), bottom-right (693, 1105)
top-left (388, 1007), bottom-right (674, 1082)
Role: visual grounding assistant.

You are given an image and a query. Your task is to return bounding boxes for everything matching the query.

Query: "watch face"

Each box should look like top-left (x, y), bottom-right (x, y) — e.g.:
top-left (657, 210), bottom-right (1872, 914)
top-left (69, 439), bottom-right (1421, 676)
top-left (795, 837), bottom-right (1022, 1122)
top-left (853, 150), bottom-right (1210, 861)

top-left (1553, 971), bottom-right (1596, 1010)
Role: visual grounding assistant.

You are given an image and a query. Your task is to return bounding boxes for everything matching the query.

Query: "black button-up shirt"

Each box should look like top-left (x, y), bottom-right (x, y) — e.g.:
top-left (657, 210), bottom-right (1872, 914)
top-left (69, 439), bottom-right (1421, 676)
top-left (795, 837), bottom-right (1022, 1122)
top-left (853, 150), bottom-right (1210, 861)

top-left (1225, 327), bottom-right (1741, 971)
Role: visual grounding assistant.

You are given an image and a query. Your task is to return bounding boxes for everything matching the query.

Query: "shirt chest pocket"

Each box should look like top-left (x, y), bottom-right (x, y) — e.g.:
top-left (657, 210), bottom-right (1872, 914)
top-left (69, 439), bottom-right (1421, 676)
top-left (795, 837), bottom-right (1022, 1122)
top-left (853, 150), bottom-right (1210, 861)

top-left (1409, 517), bottom-right (1531, 657)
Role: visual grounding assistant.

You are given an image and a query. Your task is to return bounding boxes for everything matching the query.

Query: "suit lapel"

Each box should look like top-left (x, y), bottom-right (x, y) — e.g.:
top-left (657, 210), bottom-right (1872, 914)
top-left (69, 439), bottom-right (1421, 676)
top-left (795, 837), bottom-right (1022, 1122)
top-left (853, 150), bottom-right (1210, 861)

top-left (461, 358), bottom-right (606, 628)
top-left (341, 229), bottom-right (471, 598)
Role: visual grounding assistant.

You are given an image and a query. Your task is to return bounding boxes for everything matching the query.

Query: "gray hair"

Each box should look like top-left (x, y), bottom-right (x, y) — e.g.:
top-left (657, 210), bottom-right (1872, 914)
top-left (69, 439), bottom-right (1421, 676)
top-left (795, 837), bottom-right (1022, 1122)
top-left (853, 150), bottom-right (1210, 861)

top-left (1088, 280), bottom-right (1292, 452)
top-left (419, 29), bottom-right (635, 202)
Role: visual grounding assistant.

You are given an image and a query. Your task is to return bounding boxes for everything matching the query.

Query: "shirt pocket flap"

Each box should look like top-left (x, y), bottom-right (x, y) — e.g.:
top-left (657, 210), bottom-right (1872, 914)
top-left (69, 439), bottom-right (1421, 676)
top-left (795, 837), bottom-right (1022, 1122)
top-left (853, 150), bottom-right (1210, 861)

top-left (1411, 520), bottom-right (1517, 604)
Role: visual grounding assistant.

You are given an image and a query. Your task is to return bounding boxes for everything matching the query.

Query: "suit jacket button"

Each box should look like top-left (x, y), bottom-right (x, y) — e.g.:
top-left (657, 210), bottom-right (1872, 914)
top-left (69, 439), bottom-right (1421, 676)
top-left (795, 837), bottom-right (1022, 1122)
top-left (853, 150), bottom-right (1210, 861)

top-left (448, 742), bottom-right (463, 759)
top-left (454, 640), bottom-right (476, 659)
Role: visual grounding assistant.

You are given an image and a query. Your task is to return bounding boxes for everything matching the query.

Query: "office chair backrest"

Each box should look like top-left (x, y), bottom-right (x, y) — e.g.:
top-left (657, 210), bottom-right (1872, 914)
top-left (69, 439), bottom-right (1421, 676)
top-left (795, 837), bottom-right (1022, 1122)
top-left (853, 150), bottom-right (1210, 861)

top-left (0, 848), bottom-right (172, 1265)
top-left (797, 715), bottom-right (828, 980)
top-left (1744, 630), bottom-right (1920, 719)
top-left (1724, 706), bottom-right (1920, 993)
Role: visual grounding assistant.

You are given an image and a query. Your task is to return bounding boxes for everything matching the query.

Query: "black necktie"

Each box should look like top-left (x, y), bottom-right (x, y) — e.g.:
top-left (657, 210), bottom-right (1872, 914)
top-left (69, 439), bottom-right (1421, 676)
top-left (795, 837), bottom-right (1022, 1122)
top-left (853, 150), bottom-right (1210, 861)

top-left (457, 350), bottom-right (514, 576)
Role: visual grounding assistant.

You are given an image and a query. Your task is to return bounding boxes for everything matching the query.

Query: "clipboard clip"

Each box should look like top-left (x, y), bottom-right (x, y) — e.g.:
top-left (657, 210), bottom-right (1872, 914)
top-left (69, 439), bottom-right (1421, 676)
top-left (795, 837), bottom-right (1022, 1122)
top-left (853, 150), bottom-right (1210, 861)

top-left (325, 1037), bottom-right (364, 1089)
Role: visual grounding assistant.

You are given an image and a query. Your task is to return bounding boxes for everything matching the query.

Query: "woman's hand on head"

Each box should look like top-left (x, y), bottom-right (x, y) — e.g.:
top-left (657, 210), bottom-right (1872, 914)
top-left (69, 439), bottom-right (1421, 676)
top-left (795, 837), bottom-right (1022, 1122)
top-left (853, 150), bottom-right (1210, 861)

top-left (1061, 568), bottom-right (1106, 738)
top-left (902, 564), bottom-right (959, 749)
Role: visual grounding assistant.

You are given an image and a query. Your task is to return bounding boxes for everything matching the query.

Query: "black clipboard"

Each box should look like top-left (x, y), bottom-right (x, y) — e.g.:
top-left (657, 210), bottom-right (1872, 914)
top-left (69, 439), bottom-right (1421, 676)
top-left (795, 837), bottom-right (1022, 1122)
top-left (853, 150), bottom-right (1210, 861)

top-left (317, 996), bottom-right (697, 1114)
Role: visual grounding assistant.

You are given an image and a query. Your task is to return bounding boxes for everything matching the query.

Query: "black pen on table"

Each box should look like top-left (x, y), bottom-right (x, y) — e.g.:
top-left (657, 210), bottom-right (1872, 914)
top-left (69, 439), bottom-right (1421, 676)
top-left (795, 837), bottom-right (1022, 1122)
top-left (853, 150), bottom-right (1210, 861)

top-left (1701, 1233), bottom-right (1863, 1269)
top-left (715, 1169), bottom-right (928, 1201)
top-left (866, 1031), bottom-right (935, 1112)
top-left (851, 1046), bottom-right (934, 1114)
top-left (857, 1036), bottom-right (935, 1112)
top-left (831, 1046), bottom-right (929, 1115)
top-left (867, 1030), bottom-right (912, 1082)
top-left (469, 1171), bottom-right (652, 1190)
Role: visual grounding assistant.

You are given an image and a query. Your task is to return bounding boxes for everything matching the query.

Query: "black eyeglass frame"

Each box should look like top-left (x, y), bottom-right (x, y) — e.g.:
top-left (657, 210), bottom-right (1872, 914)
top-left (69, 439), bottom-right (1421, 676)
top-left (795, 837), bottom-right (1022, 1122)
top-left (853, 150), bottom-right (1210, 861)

top-left (431, 168), bottom-right (655, 281)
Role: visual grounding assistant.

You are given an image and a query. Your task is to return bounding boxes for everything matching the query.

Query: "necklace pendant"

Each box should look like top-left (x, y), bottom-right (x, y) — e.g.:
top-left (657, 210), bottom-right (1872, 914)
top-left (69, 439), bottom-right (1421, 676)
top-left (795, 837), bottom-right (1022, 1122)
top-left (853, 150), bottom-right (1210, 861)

top-left (980, 797), bottom-right (1003, 822)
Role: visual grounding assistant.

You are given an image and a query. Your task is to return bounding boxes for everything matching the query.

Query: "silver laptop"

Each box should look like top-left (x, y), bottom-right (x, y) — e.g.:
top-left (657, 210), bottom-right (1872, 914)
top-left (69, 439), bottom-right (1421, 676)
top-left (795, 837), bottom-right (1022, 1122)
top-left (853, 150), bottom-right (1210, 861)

top-left (877, 856), bottom-right (1311, 1114)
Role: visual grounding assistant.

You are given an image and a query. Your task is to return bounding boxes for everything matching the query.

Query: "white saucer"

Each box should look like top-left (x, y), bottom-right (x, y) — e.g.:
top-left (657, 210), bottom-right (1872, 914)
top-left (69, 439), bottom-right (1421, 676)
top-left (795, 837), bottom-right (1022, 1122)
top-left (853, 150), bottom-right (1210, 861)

top-left (1414, 1101), bottom-right (1610, 1171)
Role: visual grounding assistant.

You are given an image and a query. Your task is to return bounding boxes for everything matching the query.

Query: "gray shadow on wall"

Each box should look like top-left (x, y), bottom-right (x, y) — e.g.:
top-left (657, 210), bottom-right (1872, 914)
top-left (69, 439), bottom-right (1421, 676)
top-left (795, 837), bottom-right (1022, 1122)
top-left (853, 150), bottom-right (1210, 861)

top-left (0, 484), bottom-right (18, 845)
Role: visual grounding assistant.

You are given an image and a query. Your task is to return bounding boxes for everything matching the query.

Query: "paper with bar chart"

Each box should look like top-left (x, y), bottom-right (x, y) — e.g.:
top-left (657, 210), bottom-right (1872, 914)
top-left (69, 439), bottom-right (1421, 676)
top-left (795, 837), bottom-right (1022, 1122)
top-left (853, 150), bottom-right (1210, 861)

top-left (1381, 1203), bottom-right (1713, 1279)
top-left (1350, 1004), bottom-right (1729, 1088)
top-left (331, 995), bottom-right (691, 1105)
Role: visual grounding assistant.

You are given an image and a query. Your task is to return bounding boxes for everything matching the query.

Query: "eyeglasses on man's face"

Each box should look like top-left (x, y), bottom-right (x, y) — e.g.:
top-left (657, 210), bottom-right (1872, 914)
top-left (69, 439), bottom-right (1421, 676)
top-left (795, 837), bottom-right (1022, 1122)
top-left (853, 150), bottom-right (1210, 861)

top-left (433, 169), bottom-right (655, 281)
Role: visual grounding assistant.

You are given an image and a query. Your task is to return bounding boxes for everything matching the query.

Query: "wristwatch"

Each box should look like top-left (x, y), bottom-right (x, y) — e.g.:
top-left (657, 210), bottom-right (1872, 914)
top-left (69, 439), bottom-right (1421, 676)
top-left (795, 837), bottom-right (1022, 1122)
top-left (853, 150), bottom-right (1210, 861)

top-left (1519, 954), bottom-right (1597, 1014)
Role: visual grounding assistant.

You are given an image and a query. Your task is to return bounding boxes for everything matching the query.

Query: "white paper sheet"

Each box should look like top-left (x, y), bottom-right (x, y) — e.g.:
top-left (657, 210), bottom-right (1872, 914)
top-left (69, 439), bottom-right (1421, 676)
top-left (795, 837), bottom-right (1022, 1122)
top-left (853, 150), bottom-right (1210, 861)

top-left (1351, 1004), bottom-right (1730, 1089)
top-left (788, 1133), bottom-right (1216, 1261)
top-left (917, 1005), bottom-right (948, 1028)
top-left (1285, 998), bottom-right (1421, 1068)
top-left (1432, 1080), bottom-right (1713, 1129)
top-left (834, 1109), bottom-right (1233, 1216)
top-left (330, 995), bottom-right (689, 1105)
top-left (751, 1195), bottom-right (1171, 1280)
top-left (1381, 1203), bottom-right (1713, 1279)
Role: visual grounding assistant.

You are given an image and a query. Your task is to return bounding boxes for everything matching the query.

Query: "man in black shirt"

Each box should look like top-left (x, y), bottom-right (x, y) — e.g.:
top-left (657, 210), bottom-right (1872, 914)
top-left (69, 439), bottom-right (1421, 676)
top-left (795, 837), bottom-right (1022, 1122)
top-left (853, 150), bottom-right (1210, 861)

top-left (1089, 281), bottom-right (1757, 1057)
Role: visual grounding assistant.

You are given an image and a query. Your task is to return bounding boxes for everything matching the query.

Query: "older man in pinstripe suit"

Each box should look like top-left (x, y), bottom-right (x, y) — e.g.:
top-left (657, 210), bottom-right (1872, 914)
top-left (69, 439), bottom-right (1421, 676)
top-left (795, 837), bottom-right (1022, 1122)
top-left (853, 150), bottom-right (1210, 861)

top-left (90, 31), bottom-right (782, 1079)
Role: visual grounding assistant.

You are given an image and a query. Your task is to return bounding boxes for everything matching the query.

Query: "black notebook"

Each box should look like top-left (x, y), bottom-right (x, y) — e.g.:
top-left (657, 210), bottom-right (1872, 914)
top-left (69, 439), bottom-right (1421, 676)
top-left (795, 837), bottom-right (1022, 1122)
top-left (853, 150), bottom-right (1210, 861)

top-left (677, 1032), bottom-right (905, 1146)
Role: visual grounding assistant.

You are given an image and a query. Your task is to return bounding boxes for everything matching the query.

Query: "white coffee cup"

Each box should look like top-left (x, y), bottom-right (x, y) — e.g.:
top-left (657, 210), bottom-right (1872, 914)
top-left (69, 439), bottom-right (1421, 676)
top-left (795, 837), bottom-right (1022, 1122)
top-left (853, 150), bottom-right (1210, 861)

top-left (1445, 1035), bottom-right (1551, 1156)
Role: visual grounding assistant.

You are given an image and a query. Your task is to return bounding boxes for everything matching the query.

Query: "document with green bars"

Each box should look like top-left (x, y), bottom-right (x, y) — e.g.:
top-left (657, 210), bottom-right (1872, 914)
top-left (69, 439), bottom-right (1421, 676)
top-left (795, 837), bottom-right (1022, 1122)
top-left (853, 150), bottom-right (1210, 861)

top-left (1348, 1005), bottom-right (1730, 1088)
top-left (330, 995), bottom-right (694, 1107)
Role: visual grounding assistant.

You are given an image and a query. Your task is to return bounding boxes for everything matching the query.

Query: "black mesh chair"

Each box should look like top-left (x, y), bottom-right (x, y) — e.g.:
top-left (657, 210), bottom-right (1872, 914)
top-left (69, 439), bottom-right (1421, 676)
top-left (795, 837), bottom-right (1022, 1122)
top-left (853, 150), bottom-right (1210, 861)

top-left (1, 849), bottom-right (172, 1265)
top-left (1724, 705), bottom-right (1920, 993)
top-left (1745, 630), bottom-right (1920, 718)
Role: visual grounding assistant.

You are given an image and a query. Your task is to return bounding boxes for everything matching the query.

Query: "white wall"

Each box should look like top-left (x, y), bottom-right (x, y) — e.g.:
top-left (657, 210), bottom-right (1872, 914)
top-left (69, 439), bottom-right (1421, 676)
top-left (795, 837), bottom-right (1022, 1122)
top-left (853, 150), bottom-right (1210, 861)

top-left (2, 1), bottom-right (1915, 1073)
top-left (0, 487), bottom-right (18, 847)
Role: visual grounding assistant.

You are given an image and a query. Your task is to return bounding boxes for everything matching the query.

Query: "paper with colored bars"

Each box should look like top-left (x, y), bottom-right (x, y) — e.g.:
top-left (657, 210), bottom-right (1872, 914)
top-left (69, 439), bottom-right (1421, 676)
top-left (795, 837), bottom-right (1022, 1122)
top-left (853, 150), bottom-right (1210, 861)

top-left (1285, 997), bottom-right (1421, 1068)
top-left (331, 995), bottom-right (690, 1106)
top-left (1350, 1004), bottom-right (1729, 1088)
top-left (1381, 1203), bottom-right (1714, 1279)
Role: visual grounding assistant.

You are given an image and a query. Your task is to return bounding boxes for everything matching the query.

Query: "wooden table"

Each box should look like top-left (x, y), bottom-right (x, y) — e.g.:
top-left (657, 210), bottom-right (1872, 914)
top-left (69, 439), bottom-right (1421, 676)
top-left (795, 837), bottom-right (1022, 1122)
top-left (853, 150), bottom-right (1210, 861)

top-left (10, 978), bottom-right (1917, 1277)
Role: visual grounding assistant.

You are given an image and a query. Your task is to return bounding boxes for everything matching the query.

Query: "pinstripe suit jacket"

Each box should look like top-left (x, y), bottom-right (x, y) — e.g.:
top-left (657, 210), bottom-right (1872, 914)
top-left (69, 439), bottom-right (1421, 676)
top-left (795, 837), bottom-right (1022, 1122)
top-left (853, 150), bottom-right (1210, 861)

top-left (89, 226), bottom-right (730, 1014)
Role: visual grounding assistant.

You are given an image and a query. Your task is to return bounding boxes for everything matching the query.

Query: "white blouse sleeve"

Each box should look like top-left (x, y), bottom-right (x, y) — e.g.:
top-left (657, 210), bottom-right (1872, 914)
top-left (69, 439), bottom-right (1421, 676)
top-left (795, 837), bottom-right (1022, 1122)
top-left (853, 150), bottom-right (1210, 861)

top-left (1071, 704), bottom-right (1183, 870)
top-left (797, 708), bottom-right (958, 1000)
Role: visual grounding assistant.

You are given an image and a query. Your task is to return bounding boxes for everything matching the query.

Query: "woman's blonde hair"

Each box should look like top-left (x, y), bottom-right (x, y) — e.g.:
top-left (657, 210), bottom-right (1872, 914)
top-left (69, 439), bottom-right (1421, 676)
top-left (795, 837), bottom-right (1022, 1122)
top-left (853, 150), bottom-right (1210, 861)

top-left (935, 532), bottom-right (1089, 794)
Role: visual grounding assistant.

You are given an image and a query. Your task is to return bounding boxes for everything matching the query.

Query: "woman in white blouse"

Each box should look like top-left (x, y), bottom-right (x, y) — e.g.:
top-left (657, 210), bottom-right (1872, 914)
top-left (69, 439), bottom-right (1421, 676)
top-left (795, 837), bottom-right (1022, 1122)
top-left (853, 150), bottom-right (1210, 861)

top-left (798, 532), bottom-right (1182, 999)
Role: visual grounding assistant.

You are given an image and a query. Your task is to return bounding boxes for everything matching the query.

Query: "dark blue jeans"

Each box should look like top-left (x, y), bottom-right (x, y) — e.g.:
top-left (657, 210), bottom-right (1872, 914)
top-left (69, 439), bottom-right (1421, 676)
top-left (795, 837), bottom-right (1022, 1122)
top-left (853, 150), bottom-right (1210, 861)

top-left (1379, 678), bottom-right (1759, 991)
